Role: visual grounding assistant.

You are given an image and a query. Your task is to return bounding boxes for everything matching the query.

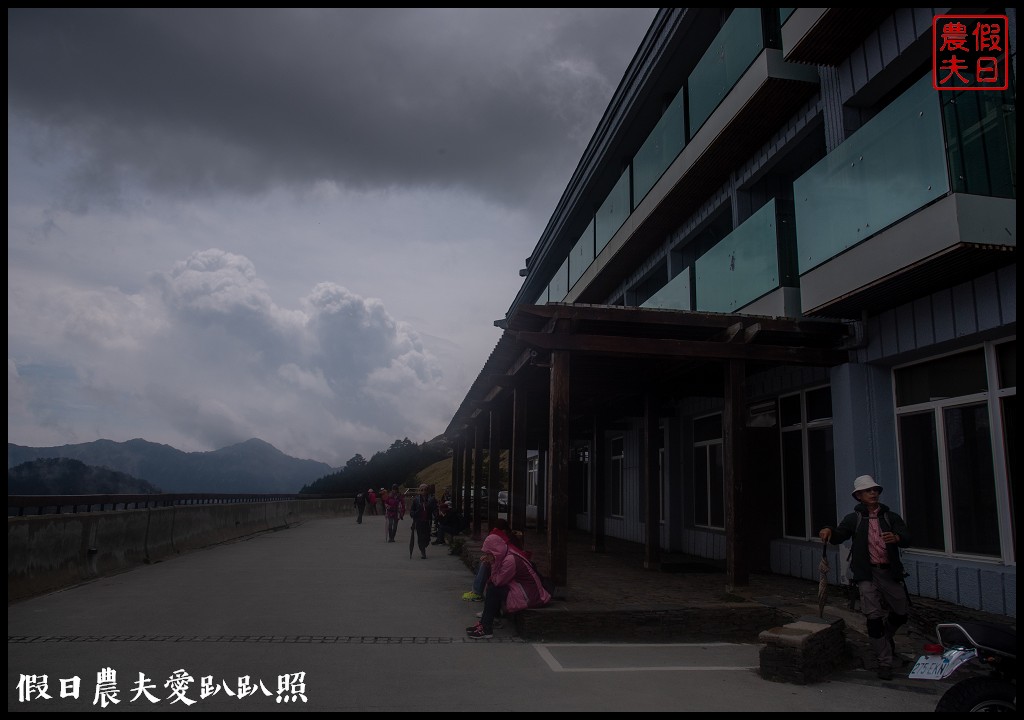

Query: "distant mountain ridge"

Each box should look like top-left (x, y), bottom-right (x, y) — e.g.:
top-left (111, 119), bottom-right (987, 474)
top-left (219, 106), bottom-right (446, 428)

top-left (8, 458), bottom-right (161, 495)
top-left (6, 438), bottom-right (335, 494)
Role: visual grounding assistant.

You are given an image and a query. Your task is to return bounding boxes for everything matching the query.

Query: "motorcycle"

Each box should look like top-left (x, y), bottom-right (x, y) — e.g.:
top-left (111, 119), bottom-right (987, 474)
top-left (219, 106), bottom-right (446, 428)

top-left (909, 620), bottom-right (1016, 712)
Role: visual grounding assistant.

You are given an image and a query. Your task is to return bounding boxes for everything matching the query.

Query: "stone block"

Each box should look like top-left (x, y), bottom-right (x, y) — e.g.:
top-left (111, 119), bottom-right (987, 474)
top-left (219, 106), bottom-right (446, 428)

top-left (759, 616), bottom-right (846, 684)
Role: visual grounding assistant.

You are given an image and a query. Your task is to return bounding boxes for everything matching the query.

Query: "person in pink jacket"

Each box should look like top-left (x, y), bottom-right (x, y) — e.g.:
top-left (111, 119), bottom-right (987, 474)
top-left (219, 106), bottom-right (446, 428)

top-left (466, 532), bottom-right (550, 639)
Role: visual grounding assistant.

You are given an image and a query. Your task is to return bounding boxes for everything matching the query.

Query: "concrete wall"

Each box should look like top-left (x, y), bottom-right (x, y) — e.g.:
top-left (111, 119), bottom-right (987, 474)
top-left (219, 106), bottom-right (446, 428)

top-left (7, 499), bottom-right (353, 603)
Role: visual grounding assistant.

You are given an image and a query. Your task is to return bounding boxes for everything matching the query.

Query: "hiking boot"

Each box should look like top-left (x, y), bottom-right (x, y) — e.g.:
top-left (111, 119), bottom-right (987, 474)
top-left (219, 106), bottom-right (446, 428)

top-left (876, 666), bottom-right (893, 681)
top-left (462, 591), bottom-right (483, 602)
top-left (466, 623), bottom-right (492, 639)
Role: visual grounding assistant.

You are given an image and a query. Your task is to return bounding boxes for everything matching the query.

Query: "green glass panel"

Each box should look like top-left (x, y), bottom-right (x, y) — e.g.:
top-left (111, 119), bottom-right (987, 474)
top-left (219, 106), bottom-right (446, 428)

top-left (779, 8), bottom-right (795, 25)
top-left (548, 257), bottom-right (569, 302)
top-left (641, 269), bottom-right (690, 310)
top-left (568, 219), bottom-right (594, 288)
top-left (794, 74), bottom-right (949, 274)
top-left (633, 85), bottom-right (686, 206)
top-left (688, 8), bottom-right (765, 136)
top-left (942, 82), bottom-right (1016, 198)
top-left (695, 199), bottom-right (779, 312)
top-left (595, 168), bottom-right (631, 254)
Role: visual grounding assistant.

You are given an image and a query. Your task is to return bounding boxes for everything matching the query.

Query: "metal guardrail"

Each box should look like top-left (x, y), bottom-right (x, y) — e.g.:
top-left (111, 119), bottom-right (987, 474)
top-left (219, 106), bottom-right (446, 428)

top-left (6, 493), bottom-right (330, 516)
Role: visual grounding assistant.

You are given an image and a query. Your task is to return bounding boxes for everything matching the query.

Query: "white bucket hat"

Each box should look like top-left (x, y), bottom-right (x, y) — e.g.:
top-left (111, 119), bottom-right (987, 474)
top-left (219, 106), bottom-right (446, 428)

top-left (852, 474), bottom-right (883, 499)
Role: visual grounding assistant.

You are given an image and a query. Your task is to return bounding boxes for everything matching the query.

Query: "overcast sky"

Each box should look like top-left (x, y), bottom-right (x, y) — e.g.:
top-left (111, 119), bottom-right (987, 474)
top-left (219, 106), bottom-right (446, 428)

top-left (8, 8), bottom-right (656, 468)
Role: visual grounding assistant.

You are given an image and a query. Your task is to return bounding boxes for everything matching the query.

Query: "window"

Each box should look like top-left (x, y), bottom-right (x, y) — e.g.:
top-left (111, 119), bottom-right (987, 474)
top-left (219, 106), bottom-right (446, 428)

top-left (895, 342), bottom-right (1015, 560)
top-left (779, 386), bottom-right (835, 540)
top-left (610, 436), bottom-right (624, 517)
top-left (693, 414), bottom-right (723, 529)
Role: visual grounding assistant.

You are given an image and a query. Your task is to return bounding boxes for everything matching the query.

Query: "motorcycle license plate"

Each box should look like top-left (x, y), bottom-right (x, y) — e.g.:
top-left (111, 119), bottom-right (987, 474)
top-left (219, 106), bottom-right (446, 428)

top-left (908, 649), bottom-right (976, 680)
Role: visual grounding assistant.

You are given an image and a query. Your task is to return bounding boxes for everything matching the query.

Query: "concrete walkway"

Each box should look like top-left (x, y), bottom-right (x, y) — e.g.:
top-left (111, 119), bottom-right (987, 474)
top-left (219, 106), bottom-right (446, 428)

top-left (7, 515), bottom-right (971, 712)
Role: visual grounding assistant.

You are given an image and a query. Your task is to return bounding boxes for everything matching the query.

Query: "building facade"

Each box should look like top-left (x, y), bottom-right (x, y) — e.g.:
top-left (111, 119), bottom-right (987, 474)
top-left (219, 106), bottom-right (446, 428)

top-left (446, 8), bottom-right (1016, 617)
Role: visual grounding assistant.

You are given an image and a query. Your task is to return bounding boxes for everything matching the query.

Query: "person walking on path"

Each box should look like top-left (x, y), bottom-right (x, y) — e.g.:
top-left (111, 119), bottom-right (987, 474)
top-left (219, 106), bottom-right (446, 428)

top-left (466, 532), bottom-right (550, 639)
top-left (819, 474), bottom-right (912, 681)
top-left (383, 483), bottom-right (406, 543)
top-left (366, 488), bottom-right (377, 516)
top-left (409, 483), bottom-right (438, 559)
top-left (353, 492), bottom-right (367, 524)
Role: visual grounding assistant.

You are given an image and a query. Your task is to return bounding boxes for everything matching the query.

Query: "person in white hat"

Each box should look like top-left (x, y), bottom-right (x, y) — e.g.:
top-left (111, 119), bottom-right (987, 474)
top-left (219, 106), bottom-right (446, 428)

top-left (819, 474), bottom-right (912, 681)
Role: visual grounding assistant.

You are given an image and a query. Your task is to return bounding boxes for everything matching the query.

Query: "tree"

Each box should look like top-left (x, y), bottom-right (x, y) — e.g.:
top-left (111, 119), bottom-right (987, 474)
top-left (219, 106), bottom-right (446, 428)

top-left (300, 438), bottom-right (448, 496)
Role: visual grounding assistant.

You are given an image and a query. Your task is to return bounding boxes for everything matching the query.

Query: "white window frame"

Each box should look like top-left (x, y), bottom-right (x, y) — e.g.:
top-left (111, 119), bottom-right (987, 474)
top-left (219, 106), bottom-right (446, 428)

top-left (893, 339), bottom-right (1015, 563)
top-left (693, 412), bottom-right (723, 531)
top-left (779, 385), bottom-right (834, 541)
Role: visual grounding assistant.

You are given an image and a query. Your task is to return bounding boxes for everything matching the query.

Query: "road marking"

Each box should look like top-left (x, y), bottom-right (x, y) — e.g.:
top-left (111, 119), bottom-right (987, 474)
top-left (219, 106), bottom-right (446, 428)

top-left (533, 642), bottom-right (760, 673)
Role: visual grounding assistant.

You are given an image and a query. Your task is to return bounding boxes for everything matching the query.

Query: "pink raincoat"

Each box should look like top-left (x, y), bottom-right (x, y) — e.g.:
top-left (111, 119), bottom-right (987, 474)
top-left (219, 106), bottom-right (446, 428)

top-left (481, 534), bottom-right (551, 614)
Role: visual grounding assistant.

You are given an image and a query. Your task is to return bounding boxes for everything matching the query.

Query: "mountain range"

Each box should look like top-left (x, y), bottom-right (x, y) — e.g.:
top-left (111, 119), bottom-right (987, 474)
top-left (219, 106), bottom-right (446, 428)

top-left (6, 438), bottom-right (336, 495)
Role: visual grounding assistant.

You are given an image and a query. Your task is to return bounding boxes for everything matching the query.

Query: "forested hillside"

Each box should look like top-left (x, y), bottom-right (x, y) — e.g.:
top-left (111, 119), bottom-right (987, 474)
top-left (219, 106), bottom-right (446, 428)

top-left (8, 458), bottom-right (161, 495)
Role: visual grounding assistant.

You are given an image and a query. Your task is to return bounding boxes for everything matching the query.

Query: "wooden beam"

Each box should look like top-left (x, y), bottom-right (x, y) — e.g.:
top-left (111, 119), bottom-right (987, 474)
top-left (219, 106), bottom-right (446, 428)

top-left (547, 349), bottom-right (570, 586)
top-left (510, 387), bottom-right (528, 546)
top-left (517, 331), bottom-right (847, 365)
top-left (590, 415), bottom-right (606, 553)
top-left (462, 435), bottom-right (472, 520)
top-left (724, 359), bottom-right (748, 589)
top-left (487, 408), bottom-right (501, 525)
top-left (472, 420), bottom-right (484, 540)
top-left (511, 303), bottom-right (852, 339)
top-left (644, 392), bottom-right (661, 569)
top-left (714, 321), bottom-right (745, 343)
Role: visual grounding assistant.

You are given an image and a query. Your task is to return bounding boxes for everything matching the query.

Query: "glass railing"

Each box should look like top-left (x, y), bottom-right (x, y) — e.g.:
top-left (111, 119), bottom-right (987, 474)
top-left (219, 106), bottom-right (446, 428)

top-left (595, 168), bottom-right (631, 254)
top-left (569, 219), bottom-right (595, 289)
top-left (633, 85), bottom-right (687, 207)
top-left (942, 79), bottom-right (1016, 198)
top-left (695, 199), bottom-right (779, 312)
top-left (688, 7), bottom-right (765, 136)
top-left (793, 74), bottom-right (949, 274)
top-left (548, 257), bottom-right (569, 303)
top-left (641, 268), bottom-right (691, 310)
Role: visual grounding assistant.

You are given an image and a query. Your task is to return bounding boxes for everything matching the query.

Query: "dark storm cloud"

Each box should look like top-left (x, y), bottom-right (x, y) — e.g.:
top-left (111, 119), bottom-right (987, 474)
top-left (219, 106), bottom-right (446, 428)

top-left (7, 8), bottom-right (654, 212)
top-left (8, 7), bottom-right (656, 464)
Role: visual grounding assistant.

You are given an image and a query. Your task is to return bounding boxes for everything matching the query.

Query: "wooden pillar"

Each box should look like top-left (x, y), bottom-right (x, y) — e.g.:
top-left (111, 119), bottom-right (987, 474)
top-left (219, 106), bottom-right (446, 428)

top-left (644, 392), bottom-right (661, 569)
top-left (724, 359), bottom-right (748, 589)
top-left (547, 349), bottom-right (570, 586)
top-left (462, 434), bottom-right (472, 526)
top-left (535, 449), bottom-right (547, 537)
top-left (451, 435), bottom-right (462, 515)
top-left (590, 415), bottom-right (606, 553)
top-left (510, 387), bottom-right (528, 544)
top-left (487, 407), bottom-right (501, 527)
top-left (472, 418), bottom-right (484, 540)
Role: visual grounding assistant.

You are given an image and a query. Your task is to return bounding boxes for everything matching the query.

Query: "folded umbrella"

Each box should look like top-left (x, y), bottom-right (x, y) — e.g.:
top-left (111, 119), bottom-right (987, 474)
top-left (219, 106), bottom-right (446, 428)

top-left (818, 542), bottom-right (830, 618)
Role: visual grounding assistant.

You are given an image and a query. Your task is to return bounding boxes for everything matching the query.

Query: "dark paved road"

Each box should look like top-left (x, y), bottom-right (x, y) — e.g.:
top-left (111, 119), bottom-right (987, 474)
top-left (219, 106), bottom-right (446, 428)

top-left (9, 516), bottom-right (951, 712)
